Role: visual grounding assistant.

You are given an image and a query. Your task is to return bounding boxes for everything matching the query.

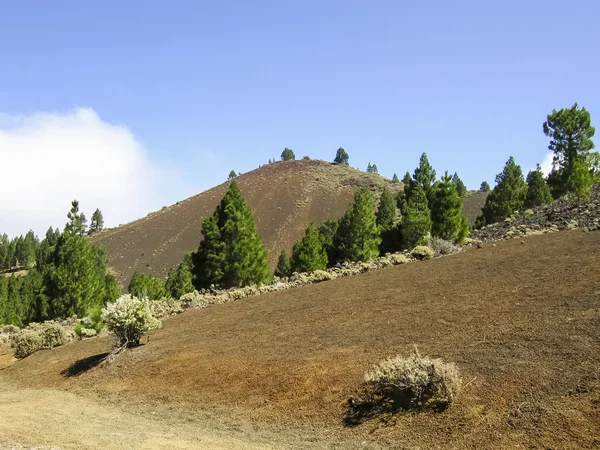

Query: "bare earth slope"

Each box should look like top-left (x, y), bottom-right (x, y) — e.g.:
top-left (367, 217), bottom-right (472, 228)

top-left (2, 230), bottom-right (599, 449)
top-left (89, 160), bottom-right (485, 287)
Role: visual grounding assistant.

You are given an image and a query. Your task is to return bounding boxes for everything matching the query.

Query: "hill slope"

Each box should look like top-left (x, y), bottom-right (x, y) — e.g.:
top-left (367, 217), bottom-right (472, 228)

top-left (3, 229), bottom-right (599, 449)
top-left (90, 160), bottom-right (486, 287)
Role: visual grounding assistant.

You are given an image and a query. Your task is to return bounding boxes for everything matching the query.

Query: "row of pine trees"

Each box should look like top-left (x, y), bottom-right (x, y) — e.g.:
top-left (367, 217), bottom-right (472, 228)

top-left (0, 202), bottom-right (117, 326)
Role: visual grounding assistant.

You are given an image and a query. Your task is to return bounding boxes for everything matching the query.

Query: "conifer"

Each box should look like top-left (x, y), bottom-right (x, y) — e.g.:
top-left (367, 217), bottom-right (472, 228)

top-left (290, 224), bottom-right (328, 272)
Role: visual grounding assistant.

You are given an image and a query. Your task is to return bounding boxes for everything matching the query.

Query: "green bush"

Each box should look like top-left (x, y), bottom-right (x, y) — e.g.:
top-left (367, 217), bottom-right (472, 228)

top-left (102, 294), bottom-right (162, 348)
top-left (13, 330), bottom-right (43, 359)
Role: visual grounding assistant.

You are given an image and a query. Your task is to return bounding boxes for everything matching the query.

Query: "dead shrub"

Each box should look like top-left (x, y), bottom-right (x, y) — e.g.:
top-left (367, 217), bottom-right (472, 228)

top-left (428, 237), bottom-right (461, 256)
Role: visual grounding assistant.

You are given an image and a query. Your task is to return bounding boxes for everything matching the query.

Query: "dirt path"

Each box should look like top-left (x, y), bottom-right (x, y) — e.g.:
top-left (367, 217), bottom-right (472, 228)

top-left (0, 382), bottom-right (284, 450)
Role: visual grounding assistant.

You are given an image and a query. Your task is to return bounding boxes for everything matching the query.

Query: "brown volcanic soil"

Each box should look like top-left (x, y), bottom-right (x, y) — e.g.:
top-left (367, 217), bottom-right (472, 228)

top-left (90, 159), bottom-right (485, 287)
top-left (2, 230), bottom-right (599, 449)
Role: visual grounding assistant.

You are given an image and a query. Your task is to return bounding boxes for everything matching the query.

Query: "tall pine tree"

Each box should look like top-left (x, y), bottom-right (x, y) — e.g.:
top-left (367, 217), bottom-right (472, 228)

top-left (431, 172), bottom-right (469, 243)
top-left (192, 182), bottom-right (271, 289)
top-left (333, 188), bottom-right (381, 262)
top-left (413, 153), bottom-right (437, 202)
top-left (290, 223), bottom-right (328, 273)
top-left (88, 208), bottom-right (104, 235)
top-left (274, 250), bottom-right (292, 277)
top-left (478, 157), bottom-right (527, 226)
top-left (402, 184), bottom-right (432, 249)
top-left (525, 165), bottom-right (553, 208)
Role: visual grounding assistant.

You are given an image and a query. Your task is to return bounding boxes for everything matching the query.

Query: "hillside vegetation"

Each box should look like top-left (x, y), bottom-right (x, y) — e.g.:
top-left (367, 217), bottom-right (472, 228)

top-left (89, 160), bottom-right (485, 286)
top-left (2, 229), bottom-right (599, 449)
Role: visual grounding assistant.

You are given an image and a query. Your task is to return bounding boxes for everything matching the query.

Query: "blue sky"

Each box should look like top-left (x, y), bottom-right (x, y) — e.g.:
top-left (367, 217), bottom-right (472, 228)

top-left (1, 0), bottom-right (599, 236)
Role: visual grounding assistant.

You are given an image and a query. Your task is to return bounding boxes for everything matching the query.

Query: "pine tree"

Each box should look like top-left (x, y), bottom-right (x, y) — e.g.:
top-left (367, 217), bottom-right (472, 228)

top-left (192, 216), bottom-right (225, 288)
top-left (333, 189), bottom-right (381, 262)
top-left (44, 235), bottom-right (109, 318)
top-left (192, 182), bottom-right (271, 289)
top-left (128, 272), bottom-right (168, 300)
top-left (65, 200), bottom-right (87, 236)
top-left (88, 209), bottom-right (104, 235)
top-left (367, 162), bottom-right (373, 173)
top-left (392, 173), bottom-right (400, 183)
top-left (334, 147), bottom-right (349, 165)
top-left (480, 181), bottom-right (491, 192)
top-left (372, 164), bottom-right (378, 174)
top-left (566, 156), bottom-right (594, 201)
top-left (317, 219), bottom-right (339, 266)
top-left (478, 156), bottom-right (527, 225)
top-left (376, 188), bottom-right (397, 229)
top-left (431, 172), bottom-right (470, 243)
top-left (274, 250), bottom-right (292, 277)
top-left (377, 188), bottom-right (400, 254)
top-left (525, 165), bottom-right (553, 208)
top-left (228, 170), bottom-right (237, 180)
top-left (402, 185), bottom-right (432, 249)
top-left (166, 253), bottom-right (194, 299)
top-left (0, 234), bottom-right (9, 271)
top-left (544, 103), bottom-right (595, 197)
top-left (451, 173), bottom-right (467, 197)
top-left (413, 153), bottom-right (436, 201)
top-left (290, 224), bottom-right (328, 273)
top-left (281, 148), bottom-right (295, 161)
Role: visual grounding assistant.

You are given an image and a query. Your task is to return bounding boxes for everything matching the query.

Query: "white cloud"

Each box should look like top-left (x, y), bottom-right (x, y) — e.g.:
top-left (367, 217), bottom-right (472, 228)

top-left (0, 108), bottom-right (174, 238)
top-left (539, 152), bottom-right (554, 176)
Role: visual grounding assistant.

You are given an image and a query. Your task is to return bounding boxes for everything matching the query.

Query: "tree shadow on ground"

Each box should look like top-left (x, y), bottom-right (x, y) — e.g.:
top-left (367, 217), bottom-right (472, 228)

top-left (61, 353), bottom-right (109, 377)
top-left (343, 393), bottom-right (450, 427)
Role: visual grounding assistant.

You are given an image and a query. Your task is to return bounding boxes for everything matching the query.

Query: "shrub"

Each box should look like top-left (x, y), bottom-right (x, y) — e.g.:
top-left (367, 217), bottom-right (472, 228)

top-left (13, 330), bottom-right (43, 359)
top-left (410, 245), bottom-right (434, 260)
top-left (363, 350), bottom-right (461, 411)
top-left (428, 237), bottom-right (461, 256)
top-left (389, 253), bottom-right (410, 265)
top-left (102, 294), bottom-right (162, 348)
top-left (308, 270), bottom-right (335, 283)
top-left (40, 322), bottom-right (72, 349)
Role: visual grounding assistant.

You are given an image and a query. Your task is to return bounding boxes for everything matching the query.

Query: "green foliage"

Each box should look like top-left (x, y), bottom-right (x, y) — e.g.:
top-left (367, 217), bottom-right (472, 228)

top-left (430, 172), bottom-right (470, 244)
top-left (281, 148), bottom-right (295, 161)
top-left (413, 153), bottom-right (436, 202)
top-left (402, 185), bottom-right (432, 249)
top-left (525, 165), bottom-right (553, 208)
top-left (88, 209), bottom-right (104, 235)
top-left (543, 103), bottom-right (595, 197)
top-left (392, 173), bottom-right (400, 183)
top-left (566, 156), bottom-right (594, 201)
top-left (228, 170), bottom-right (237, 180)
top-left (291, 224), bottom-right (328, 273)
top-left (376, 188), bottom-right (397, 230)
top-left (366, 163), bottom-right (379, 174)
top-left (192, 182), bottom-right (271, 289)
top-left (480, 181), bottom-right (491, 192)
top-left (102, 294), bottom-right (161, 348)
top-left (451, 173), bottom-right (467, 197)
top-left (165, 254), bottom-right (194, 299)
top-left (274, 250), bottom-right (292, 278)
top-left (334, 147), bottom-right (349, 165)
top-left (302, 155), bottom-right (310, 160)
top-left (478, 157), bottom-right (526, 226)
top-left (128, 272), bottom-right (168, 300)
top-left (65, 200), bottom-right (87, 236)
top-left (317, 219), bottom-right (340, 266)
top-left (44, 235), bottom-right (111, 318)
top-left (333, 188), bottom-right (381, 262)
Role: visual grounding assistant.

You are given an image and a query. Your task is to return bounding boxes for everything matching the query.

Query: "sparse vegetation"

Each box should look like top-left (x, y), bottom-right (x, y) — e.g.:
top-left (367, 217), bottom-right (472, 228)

top-left (333, 147), bottom-right (349, 165)
top-left (128, 272), bottom-right (168, 301)
top-left (281, 148), bottom-right (295, 161)
top-left (363, 350), bottom-right (461, 411)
